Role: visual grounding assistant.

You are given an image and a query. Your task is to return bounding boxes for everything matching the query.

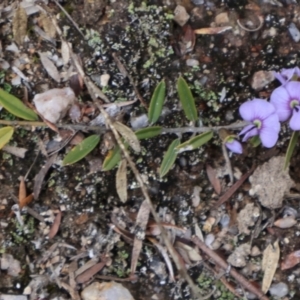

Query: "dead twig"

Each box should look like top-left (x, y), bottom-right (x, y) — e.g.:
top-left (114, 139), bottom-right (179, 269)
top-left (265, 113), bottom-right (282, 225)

top-left (52, 0), bottom-right (85, 39)
top-left (192, 236), bottom-right (270, 300)
top-left (214, 165), bottom-right (256, 208)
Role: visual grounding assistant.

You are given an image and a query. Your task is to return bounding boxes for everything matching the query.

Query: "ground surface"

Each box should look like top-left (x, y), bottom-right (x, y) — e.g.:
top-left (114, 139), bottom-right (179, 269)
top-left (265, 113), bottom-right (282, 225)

top-left (1, 0), bottom-right (300, 299)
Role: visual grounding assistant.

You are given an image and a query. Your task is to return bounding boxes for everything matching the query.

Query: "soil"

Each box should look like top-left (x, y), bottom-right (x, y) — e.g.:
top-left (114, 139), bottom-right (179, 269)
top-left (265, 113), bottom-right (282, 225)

top-left (1, 0), bottom-right (300, 299)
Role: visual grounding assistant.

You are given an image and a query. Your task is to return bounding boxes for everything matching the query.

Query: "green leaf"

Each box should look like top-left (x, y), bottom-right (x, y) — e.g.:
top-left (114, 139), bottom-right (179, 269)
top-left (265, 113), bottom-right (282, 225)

top-left (249, 135), bottom-right (261, 148)
top-left (148, 79), bottom-right (166, 124)
top-left (135, 126), bottom-right (162, 139)
top-left (160, 138), bottom-right (180, 178)
top-left (284, 131), bottom-right (299, 170)
top-left (0, 89), bottom-right (38, 120)
top-left (0, 126), bottom-right (14, 149)
top-left (102, 145), bottom-right (122, 171)
top-left (177, 76), bottom-right (197, 122)
top-left (63, 134), bottom-right (100, 166)
top-left (176, 131), bottom-right (213, 153)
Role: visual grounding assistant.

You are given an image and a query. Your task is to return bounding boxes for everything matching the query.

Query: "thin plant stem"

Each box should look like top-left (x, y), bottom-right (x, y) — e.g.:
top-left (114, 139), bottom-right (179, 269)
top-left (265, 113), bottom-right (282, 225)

top-left (70, 50), bottom-right (205, 299)
top-left (0, 119), bottom-right (248, 134)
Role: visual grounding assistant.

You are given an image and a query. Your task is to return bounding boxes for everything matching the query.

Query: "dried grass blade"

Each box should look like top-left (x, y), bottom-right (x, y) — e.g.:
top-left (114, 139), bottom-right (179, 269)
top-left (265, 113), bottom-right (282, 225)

top-left (262, 240), bottom-right (280, 293)
top-left (148, 237), bottom-right (175, 281)
top-left (206, 164), bottom-right (221, 195)
top-left (34, 153), bottom-right (58, 200)
top-left (114, 121), bottom-right (141, 153)
top-left (19, 193), bottom-right (33, 210)
top-left (39, 52), bottom-right (60, 83)
top-left (18, 176), bottom-right (26, 203)
top-left (194, 26), bottom-right (232, 34)
top-left (75, 259), bottom-right (107, 284)
top-left (48, 210), bottom-right (62, 239)
top-left (13, 5), bottom-right (27, 45)
top-left (116, 159), bottom-right (127, 203)
top-left (130, 200), bottom-right (150, 274)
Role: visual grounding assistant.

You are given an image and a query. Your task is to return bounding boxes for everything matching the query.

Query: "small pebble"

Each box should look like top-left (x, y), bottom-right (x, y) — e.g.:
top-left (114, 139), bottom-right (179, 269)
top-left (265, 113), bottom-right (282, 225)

top-left (191, 0), bottom-right (204, 5)
top-left (186, 59), bottom-right (199, 67)
top-left (274, 216), bottom-right (297, 229)
top-left (220, 214), bottom-right (230, 228)
top-left (204, 233), bottom-right (215, 247)
top-left (269, 282), bottom-right (289, 298)
top-left (130, 114), bottom-right (149, 129)
top-left (100, 74), bottom-right (110, 87)
top-left (81, 281), bottom-right (135, 300)
top-left (288, 23), bottom-right (300, 42)
top-left (215, 12), bottom-right (229, 25)
top-left (174, 5), bottom-right (190, 27)
top-left (251, 70), bottom-right (274, 90)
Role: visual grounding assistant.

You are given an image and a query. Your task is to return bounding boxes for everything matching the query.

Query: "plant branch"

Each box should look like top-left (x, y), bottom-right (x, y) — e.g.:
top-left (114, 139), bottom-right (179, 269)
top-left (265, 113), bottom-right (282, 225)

top-left (70, 51), bottom-right (204, 298)
top-left (0, 119), bottom-right (247, 134)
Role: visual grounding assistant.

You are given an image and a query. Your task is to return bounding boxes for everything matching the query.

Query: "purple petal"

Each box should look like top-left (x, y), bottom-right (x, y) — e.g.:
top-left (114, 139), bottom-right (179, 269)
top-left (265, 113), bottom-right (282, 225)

top-left (290, 107), bottom-right (300, 130)
top-left (226, 140), bottom-right (243, 154)
top-left (259, 114), bottom-right (280, 148)
top-left (281, 68), bottom-right (298, 82)
top-left (294, 66), bottom-right (300, 77)
top-left (242, 127), bottom-right (259, 142)
top-left (284, 81), bottom-right (300, 100)
top-left (239, 124), bottom-right (254, 136)
top-left (273, 71), bottom-right (287, 85)
top-left (270, 85), bottom-right (292, 121)
top-left (239, 99), bottom-right (275, 122)
top-left (262, 113), bottom-right (281, 133)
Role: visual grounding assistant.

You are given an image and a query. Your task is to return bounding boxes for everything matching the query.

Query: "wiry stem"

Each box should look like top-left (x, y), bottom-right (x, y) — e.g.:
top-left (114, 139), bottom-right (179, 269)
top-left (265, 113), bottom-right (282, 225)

top-left (0, 119), bottom-right (248, 134)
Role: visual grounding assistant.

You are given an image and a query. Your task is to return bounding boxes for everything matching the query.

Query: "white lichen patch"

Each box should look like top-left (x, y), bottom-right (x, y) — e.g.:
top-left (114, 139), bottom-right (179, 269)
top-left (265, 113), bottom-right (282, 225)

top-left (249, 156), bottom-right (294, 209)
top-left (227, 243), bottom-right (251, 267)
top-left (237, 203), bottom-right (260, 235)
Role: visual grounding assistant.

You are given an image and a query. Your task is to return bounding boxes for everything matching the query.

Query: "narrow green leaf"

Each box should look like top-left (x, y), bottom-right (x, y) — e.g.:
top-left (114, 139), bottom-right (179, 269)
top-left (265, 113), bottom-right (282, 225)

top-left (160, 138), bottom-right (180, 178)
top-left (63, 134), bottom-right (100, 166)
top-left (148, 79), bottom-right (166, 124)
top-left (284, 131), bottom-right (299, 170)
top-left (0, 126), bottom-right (14, 149)
top-left (0, 89), bottom-right (38, 120)
top-left (176, 131), bottom-right (213, 153)
top-left (177, 76), bottom-right (197, 122)
top-left (135, 126), bottom-right (162, 139)
top-left (102, 145), bottom-right (122, 171)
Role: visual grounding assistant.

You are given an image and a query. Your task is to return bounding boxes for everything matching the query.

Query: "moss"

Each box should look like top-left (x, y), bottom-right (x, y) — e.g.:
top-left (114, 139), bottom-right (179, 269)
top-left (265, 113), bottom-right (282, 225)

top-left (10, 216), bottom-right (35, 246)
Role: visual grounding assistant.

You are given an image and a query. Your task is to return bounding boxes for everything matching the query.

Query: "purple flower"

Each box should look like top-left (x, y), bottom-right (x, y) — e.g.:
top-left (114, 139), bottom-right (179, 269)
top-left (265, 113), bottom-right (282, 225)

top-left (239, 99), bottom-right (280, 148)
top-left (273, 67), bottom-right (300, 85)
top-left (270, 81), bottom-right (300, 130)
top-left (225, 138), bottom-right (243, 154)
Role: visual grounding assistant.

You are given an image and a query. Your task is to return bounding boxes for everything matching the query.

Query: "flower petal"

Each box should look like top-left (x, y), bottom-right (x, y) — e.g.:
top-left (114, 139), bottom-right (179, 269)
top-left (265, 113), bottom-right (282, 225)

top-left (273, 71), bottom-right (287, 85)
top-left (259, 114), bottom-right (280, 148)
top-left (242, 127), bottom-right (259, 142)
top-left (281, 67), bottom-right (298, 82)
top-left (239, 99), bottom-right (275, 122)
top-left (284, 81), bottom-right (300, 100)
top-left (226, 140), bottom-right (243, 154)
top-left (270, 85), bottom-right (292, 121)
top-left (239, 124), bottom-right (254, 136)
top-left (290, 107), bottom-right (300, 130)
top-left (259, 128), bottom-right (279, 148)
